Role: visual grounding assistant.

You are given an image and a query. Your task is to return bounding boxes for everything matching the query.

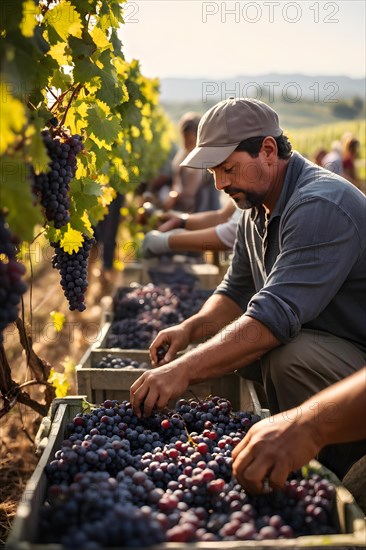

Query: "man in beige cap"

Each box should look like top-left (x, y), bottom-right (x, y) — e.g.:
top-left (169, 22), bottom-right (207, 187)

top-left (131, 98), bottom-right (366, 484)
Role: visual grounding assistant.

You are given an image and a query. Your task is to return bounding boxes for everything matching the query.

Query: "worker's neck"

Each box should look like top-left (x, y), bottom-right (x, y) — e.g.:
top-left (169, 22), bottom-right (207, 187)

top-left (263, 158), bottom-right (290, 214)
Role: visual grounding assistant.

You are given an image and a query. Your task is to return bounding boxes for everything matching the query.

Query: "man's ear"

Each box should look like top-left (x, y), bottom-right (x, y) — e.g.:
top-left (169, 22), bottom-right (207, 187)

top-left (261, 137), bottom-right (278, 163)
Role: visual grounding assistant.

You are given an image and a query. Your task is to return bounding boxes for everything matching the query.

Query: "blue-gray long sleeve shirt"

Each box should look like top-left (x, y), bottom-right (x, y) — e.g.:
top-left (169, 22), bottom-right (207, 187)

top-left (214, 151), bottom-right (366, 354)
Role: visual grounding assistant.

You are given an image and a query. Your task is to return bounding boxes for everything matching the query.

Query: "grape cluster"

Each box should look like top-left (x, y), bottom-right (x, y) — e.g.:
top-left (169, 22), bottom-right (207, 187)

top-left (107, 284), bottom-right (212, 349)
top-left (94, 354), bottom-right (149, 370)
top-left (51, 237), bottom-right (95, 312)
top-left (0, 214), bottom-right (27, 343)
top-left (32, 130), bottom-right (84, 229)
top-left (40, 397), bottom-right (337, 547)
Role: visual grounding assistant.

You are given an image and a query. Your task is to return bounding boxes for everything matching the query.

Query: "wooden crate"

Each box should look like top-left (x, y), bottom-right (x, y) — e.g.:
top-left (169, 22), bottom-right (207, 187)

top-left (7, 397), bottom-right (366, 550)
top-left (76, 348), bottom-right (262, 413)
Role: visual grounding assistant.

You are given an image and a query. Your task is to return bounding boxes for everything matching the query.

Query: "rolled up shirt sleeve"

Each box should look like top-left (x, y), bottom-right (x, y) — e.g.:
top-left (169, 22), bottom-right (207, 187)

top-left (215, 208), bottom-right (242, 249)
top-left (245, 197), bottom-right (364, 343)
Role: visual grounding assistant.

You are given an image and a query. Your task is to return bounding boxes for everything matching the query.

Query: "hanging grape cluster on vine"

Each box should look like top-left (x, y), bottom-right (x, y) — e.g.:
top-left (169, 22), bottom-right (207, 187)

top-left (0, 0), bottom-right (174, 414)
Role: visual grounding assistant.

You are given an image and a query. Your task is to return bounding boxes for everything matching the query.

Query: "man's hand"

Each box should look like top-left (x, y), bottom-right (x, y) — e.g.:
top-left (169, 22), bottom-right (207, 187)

top-left (141, 230), bottom-right (171, 258)
top-left (141, 229), bottom-right (185, 258)
top-left (149, 325), bottom-right (191, 366)
top-left (130, 362), bottom-right (190, 417)
top-left (232, 412), bottom-right (320, 494)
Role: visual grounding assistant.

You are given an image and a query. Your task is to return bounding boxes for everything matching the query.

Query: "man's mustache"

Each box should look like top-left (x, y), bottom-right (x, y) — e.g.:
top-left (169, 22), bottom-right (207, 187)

top-left (225, 188), bottom-right (243, 196)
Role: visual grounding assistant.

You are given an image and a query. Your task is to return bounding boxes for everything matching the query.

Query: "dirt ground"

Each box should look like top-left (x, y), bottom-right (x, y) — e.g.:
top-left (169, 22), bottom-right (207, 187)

top-left (0, 247), bottom-right (123, 545)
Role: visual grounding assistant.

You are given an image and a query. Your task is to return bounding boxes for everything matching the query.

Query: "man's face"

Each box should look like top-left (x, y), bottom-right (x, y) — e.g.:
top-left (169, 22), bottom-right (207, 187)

top-left (209, 150), bottom-right (272, 210)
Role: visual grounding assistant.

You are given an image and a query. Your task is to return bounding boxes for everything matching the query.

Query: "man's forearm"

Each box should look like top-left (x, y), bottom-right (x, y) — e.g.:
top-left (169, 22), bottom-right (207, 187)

top-left (185, 211), bottom-right (225, 230)
top-left (299, 367), bottom-right (366, 447)
top-left (179, 314), bottom-right (280, 384)
top-left (169, 228), bottom-right (229, 252)
top-left (180, 294), bottom-right (242, 343)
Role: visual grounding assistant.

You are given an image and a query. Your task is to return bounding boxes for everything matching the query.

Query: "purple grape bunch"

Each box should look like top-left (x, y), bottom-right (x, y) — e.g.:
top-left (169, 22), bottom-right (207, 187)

top-left (40, 396), bottom-right (337, 547)
top-left (32, 130), bottom-right (84, 229)
top-left (0, 213), bottom-right (27, 343)
top-left (50, 237), bottom-right (95, 312)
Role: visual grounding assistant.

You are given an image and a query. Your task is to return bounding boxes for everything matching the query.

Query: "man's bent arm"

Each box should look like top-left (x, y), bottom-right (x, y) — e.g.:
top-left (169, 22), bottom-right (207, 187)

top-left (182, 314), bottom-right (280, 384)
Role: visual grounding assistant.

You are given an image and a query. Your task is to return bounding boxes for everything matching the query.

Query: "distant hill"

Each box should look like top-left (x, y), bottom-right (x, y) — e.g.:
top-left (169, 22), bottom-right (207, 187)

top-left (160, 74), bottom-right (365, 128)
top-left (160, 73), bottom-right (365, 103)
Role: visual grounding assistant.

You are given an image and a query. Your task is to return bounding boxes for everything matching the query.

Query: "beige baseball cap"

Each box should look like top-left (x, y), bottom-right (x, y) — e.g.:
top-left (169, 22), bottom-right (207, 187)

top-left (180, 97), bottom-right (282, 169)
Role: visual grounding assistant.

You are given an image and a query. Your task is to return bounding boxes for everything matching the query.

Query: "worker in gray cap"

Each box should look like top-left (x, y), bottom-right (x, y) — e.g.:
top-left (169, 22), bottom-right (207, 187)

top-left (131, 98), bottom-right (366, 486)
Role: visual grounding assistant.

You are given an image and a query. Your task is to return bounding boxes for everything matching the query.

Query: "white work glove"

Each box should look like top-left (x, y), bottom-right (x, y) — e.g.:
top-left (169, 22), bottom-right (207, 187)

top-left (141, 229), bottom-right (184, 258)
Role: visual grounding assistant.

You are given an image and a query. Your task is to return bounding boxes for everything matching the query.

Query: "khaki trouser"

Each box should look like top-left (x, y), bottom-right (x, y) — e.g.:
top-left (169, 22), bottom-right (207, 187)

top-left (239, 329), bottom-right (366, 478)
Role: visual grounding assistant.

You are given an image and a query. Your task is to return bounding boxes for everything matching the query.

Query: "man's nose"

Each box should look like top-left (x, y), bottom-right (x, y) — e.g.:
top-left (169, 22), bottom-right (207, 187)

top-left (215, 175), bottom-right (230, 191)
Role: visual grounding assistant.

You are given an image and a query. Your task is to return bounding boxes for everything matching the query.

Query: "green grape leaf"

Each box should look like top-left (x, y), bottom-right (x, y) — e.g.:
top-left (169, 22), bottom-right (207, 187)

top-left (89, 203), bottom-right (107, 225)
top-left (93, 51), bottom-right (122, 107)
top-left (25, 119), bottom-right (50, 174)
top-left (82, 178), bottom-right (103, 196)
top-left (69, 208), bottom-right (94, 236)
top-left (71, 191), bottom-right (99, 212)
top-left (49, 67), bottom-right (73, 90)
top-left (45, 226), bottom-right (60, 244)
top-left (68, 34), bottom-right (97, 59)
top-left (73, 57), bottom-right (100, 84)
top-left (0, 156), bottom-right (43, 241)
top-left (86, 104), bottom-right (120, 149)
top-left (88, 144), bottom-right (110, 171)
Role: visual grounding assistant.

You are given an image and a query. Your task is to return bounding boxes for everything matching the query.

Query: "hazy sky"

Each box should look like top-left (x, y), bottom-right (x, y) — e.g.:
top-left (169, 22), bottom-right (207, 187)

top-left (119, 0), bottom-right (365, 79)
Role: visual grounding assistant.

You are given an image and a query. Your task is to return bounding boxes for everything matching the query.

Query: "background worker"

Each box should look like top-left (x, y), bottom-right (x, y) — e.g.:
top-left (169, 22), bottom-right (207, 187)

top-left (163, 112), bottom-right (221, 213)
top-left (141, 200), bottom-right (240, 256)
top-left (232, 367), bottom-right (366, 494)
top-left (130, 98), bottom-right (366, 480)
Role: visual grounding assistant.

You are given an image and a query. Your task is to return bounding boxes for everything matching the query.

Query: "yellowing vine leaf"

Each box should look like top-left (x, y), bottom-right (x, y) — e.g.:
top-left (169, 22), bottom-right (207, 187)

top-left (99, 185), bottom-right (116, 207)
top-left (48, 41), bottom-right (69, 66)
top-left (0, 83), bottom-right (27, 155)
top-left (44, 1), bottom-right (83, 41)
top-left (60, 356), bottom-right (75, 376)
top-left (60, 226), bottom-right (84, 254)
top-left (81, 212), bottom-right (93, 234)
top-left (48, 367), bottom-right (70, 398)
top-left (50, 310), bottom-right (66, 332)
top-left (20, 0), bottom-right (39, 38)
top-left (90, 26), bottom-right (112, 52)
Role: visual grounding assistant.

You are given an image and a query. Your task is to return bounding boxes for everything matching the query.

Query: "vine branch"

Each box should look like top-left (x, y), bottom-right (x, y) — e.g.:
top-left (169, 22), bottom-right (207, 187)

top-left (59, 83), bottom-right (83, 128)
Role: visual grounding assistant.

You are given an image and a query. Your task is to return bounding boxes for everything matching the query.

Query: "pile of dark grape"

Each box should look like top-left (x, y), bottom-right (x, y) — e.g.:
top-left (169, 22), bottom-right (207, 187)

top-left (107, 283), bottom-right (212, 349)
top-left (39, 396), bottom-right (337, 548)
top-left (94, 354), bottom-right (149, 370)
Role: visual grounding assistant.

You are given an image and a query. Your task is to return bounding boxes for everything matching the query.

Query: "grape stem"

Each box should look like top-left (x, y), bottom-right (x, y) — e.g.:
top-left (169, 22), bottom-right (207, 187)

top-left (48, 86), bottom-right (75, 113)
top-left (59, 83), bottom-right (83, 128)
